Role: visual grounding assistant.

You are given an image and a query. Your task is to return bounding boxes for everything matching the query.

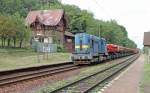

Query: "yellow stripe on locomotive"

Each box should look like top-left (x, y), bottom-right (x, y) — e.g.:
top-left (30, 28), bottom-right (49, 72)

top-left (75, 45), bottom-right (89, 48)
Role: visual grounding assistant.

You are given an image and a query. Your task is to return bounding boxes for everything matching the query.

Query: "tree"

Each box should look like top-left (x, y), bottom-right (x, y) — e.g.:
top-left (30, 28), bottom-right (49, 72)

top-left (0, 0), bottom-right (40, 17)
top-left (0, 0), bottom-right (137, 48)
top-left (0, 15), bottom-right (17, 47)
top-left (0, 13), bottom-right (31, 48)
top-left (11, 13), bottom-right (31, 48)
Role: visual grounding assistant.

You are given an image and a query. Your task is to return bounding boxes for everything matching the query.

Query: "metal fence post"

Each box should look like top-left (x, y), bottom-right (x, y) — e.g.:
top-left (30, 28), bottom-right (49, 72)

top-left (37, 43), bottom-right (41, 63)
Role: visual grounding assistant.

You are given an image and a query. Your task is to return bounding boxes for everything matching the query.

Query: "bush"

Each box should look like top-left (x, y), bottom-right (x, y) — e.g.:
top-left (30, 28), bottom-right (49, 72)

top-left (57, 44), bottom-right (65, 52)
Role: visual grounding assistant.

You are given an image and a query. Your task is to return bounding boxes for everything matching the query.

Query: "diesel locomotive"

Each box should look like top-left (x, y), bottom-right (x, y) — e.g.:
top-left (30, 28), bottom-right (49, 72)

top-left (71, 33), bottom-right (138, 64)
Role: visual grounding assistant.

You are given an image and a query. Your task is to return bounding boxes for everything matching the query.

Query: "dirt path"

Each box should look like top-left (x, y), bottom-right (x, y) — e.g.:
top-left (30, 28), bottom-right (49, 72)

top-left (99, 54), bottom-right (144, 93)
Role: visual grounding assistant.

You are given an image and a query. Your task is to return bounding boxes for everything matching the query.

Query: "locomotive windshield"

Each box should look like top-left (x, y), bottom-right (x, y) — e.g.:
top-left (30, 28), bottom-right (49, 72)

top-left (74, 33), bottom-right (90, 54)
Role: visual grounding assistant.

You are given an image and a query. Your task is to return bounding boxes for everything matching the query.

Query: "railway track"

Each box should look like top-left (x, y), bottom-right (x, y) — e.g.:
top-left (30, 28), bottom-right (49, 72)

top-left (49, 54), bottom-right (140, 93)
top-left (0, 62), bottom-right (81, 86)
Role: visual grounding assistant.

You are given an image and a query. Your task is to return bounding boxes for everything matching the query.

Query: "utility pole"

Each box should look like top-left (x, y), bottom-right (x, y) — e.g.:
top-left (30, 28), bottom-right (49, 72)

top-left (98, 24), bottom-right (101, 37)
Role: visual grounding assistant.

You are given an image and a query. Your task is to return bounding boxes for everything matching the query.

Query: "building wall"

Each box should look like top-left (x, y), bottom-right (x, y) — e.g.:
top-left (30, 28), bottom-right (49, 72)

top-left (30, 18), bottom-right (65, 45)
top-left (29, 18), bottom-right (74, 52)
top-left (64, 36), bottom-right (74, 52)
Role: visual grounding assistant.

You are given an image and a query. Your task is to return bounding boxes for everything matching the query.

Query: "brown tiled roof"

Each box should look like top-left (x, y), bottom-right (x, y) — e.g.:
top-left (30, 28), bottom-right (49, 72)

top-left (25, 9), bottom-right (64, 26)
top-left (143, 32), bottom-right (150, 46)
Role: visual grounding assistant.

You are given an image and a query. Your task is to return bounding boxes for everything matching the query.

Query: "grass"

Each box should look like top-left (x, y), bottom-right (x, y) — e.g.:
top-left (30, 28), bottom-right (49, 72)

top-left (0, 48), bottom-right (71, 70)
top-left (140, 54), bottom-right (150, 93)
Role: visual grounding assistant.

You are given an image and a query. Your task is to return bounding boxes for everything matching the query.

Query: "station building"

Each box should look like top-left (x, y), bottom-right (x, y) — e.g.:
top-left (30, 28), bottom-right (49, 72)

top-left (25, 9), bottom-right (74, 52)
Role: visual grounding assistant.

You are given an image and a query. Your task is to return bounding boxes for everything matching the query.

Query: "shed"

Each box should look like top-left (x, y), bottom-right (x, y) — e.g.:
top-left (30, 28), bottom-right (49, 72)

top-left (143, 31), bottom-right (150, 62)
top-left (143, 32), bottom-right (150, 46)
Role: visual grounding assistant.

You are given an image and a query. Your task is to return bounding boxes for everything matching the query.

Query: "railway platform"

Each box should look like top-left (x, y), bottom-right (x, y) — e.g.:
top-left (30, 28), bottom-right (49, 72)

top-left (98, 54), bottom-right (144, 93)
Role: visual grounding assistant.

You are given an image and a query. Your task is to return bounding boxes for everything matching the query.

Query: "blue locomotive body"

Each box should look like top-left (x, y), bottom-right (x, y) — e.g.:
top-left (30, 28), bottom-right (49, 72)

top-left (72, 33), bottom-right (107, 64)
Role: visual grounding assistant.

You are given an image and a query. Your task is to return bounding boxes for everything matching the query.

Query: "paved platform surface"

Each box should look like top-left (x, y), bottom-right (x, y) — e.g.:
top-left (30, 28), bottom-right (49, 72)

top-left (99, 55), bottom-right (144, 93)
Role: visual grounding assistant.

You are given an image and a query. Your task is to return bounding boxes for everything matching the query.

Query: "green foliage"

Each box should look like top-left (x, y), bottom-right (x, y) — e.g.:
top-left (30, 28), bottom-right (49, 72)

top-left (143, 47), bottom-right (149, 54)
top-left (0, 14), bottom-right (31, 48)
top-left (11, 13), bottom-right (31, 47)
top-left (0, 0), bottom-right (137, 48)
top-left (0, 16), bottom-right (15, 37)
top-left (0, 0), bottom-right (40, 17)
top-left (57, 44), bottom-right (66, 52)
top-left (63, 5), bottom-right (88, 33)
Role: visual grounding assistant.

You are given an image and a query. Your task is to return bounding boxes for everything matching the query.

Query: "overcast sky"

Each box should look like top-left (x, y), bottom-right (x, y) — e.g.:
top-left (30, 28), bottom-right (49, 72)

top-left (62, 0), bottom-right (150, 48)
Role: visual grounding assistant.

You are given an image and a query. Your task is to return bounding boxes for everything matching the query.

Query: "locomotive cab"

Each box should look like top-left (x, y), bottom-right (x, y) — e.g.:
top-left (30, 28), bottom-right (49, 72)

top-left (72, 33), bottom-right (91, 64)
top-left (72, 33), bottom-right (107, 64)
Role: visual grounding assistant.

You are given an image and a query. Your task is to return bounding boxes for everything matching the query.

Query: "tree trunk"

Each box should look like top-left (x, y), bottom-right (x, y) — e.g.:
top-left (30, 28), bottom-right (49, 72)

top-left (4, 37), bottom-right (6, 47)
top-left (19, 39), bottom-right (23, 48)
top-left (13, 37), bottom-right (16, 48)
top-left (1, 37), bottom-right (3, 48)
top-left (7, 38), bottom-right (11, 47)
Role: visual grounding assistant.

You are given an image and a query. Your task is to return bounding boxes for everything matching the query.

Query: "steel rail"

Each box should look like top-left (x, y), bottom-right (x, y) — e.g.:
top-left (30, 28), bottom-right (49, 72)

top-left (0, 62), bottom-right (78, 86)
top-left (84, 54), bottom-right (140, 93)
top-left (49, 54), bottom-right (139, 93)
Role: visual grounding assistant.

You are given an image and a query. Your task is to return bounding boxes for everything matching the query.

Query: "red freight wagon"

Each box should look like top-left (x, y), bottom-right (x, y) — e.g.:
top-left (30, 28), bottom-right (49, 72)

top-left (106, 44), bottom-right (119, 53)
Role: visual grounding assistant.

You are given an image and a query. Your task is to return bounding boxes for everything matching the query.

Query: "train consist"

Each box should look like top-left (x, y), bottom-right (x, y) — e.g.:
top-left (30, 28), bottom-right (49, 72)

top-left (72, 33), bottom-right (138, 64)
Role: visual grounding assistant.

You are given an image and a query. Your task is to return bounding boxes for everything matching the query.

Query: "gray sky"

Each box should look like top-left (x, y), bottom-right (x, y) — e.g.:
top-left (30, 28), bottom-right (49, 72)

top-left (62, 0), bottom-right (150, 48)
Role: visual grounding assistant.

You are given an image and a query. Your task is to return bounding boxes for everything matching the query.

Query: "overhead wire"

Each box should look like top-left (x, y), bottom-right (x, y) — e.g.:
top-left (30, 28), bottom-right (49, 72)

top-left (92, 0), bottom-right (113, 19)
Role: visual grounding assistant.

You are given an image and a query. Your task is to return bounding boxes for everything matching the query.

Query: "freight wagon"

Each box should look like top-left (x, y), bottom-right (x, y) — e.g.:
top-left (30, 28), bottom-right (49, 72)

top-left (72, 33), bottom-right (138, 64)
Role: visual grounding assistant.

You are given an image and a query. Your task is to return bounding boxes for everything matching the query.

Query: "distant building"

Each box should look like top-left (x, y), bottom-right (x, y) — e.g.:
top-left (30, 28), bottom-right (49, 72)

top-left (143, 32), bottom-right (150, 46)
top-left (25, 9), bottom-right (74, 52)
top-left (143, 31), bottom-right (150, 62)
